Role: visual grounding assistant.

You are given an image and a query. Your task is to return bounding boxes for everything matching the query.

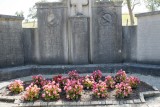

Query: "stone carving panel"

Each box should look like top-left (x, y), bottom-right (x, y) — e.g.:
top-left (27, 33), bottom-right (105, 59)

top-left (37, 2), bottom-right (68, 64)
top-left (47, 14), bottom-right (59, 27)
top-left (91, 2), bottom-right (122, 63)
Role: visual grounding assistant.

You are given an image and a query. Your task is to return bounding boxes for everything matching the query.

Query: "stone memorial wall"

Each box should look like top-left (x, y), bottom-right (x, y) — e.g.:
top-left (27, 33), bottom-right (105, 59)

top-left (36, 0), bottom-right (122, 65)
top-left (0, 0), bottom-right (123, 67)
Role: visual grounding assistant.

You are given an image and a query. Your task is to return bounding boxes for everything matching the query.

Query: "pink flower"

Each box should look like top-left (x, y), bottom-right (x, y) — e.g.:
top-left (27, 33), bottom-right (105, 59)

top-left (92, 70), bottom-right (102, 82)
top-left (92, 81), bottom-right (108, 98)
top-left (42, 81), bottom-right (61, 101)
top-left (115, 69), bottom-right (127, 83)
top-left (64, 79), bottom-right (83, 100)
top-left (115, 82), bottom-right (132, 98)
top-left (8, 80), bottom-right (24, 94)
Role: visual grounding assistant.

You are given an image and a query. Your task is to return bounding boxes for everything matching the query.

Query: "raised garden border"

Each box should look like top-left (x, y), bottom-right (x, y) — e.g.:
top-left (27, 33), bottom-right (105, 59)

top-left (0, 79), bottom-right (159, 106)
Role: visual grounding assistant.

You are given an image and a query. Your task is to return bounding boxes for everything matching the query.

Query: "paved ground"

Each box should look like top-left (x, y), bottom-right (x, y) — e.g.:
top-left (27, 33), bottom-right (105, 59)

top-left (0, 73), bottom-right (159, 107)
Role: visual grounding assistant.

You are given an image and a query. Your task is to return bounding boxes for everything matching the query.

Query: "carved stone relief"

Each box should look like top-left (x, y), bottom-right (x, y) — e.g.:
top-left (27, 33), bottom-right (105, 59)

top-left (47, 13), bottom-right (59, 27)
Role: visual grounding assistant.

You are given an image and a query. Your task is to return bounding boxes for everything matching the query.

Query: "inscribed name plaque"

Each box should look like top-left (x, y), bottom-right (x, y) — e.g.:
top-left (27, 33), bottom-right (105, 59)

top-left (70, 16), bottom-right (89, 64)
top-left (37, 2), bottom-right (68, 64)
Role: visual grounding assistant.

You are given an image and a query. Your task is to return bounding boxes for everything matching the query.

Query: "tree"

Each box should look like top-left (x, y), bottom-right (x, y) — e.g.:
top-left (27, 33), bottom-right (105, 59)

top-left (144, 0), bottom-right (160, 11)
top-left (123, 0), bottom-right (140, 25)
top-left (15, 11), bottom-right (24, 17)
top-left (27, 0), bottom-right (47, 20)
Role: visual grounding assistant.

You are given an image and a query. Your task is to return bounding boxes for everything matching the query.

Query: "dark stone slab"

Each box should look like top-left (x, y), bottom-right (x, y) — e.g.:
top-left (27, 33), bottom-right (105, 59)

top-left (23, 28), bottom-right (39, 64)
top-left (122, 26), bottom-right (137, 62)
top-left (0, 16), bottom-right (24, 68)
top-left (91, 1), bottom-right (123, 64)
top-left (69, 16), bottom-right (89, 64)
top-left (37, 2), bottom-right (68, 65)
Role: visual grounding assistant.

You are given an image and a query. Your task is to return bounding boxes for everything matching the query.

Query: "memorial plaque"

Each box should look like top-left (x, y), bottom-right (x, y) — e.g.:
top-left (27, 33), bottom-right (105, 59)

top-left (70, 16), bottom-right (89, 64)
top-left (37, 2), bottom-right (68, 64)
top-left (91, 1), bottom-right (122, 63)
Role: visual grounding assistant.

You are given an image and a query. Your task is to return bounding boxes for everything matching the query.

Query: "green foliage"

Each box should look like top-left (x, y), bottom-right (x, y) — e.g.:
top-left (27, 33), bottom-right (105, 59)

top-left (15, 11), bottom-right (24, 17)
top-left (27, 0), bottom-right (47, 20)
top-left (144, 0), bottom-right (160, 11)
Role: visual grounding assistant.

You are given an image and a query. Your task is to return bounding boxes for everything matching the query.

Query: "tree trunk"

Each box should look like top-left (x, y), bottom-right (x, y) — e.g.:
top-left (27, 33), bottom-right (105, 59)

top-left (126, 0), bottom-right (134, 25)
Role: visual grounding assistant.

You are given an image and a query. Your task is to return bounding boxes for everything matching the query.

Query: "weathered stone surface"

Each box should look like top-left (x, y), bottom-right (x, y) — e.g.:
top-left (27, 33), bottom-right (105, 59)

top-left (37, 2), bottom-right (68, 65)
top-left (0, 15), bottom-right (24, 68)
top-left (122, 26), bottom-right (137, 62)
top-left (23, 28), bottom-right (39, 64)
top-left (91, 1), bottom-right (122, 64)
top-left (70, 16), bottom-right (89, 64)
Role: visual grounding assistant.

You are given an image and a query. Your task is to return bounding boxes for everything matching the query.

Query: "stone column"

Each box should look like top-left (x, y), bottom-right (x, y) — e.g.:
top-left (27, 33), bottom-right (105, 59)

top-left (36, 1), bottom-right (68, 64)
top-left (91, 1), bottom-right (123, 64)
top-left (69, 16), bottom-right (89, 64)
top-left (0, 15), bottom-right (24, 67)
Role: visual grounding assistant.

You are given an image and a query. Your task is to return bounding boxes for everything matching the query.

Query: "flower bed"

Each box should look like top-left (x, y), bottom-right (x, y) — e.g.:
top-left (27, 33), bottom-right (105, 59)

top-left (2, 70), bottom-right (155, 103)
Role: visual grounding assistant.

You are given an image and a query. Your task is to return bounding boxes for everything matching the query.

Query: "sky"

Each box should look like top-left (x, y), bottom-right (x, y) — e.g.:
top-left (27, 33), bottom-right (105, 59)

top-left (0, 0), bottom-right (149, 18)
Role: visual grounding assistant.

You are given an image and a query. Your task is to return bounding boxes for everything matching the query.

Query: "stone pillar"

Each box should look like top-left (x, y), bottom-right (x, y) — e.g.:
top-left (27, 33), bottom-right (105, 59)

top-left (69, 16), bottom-right (89, 64)
top-left (36, 1), bottom-right (68, 64)
top-left (0, 15), bottom-right (24, 67)
top-left (91, 1), bottom-right (123, 64)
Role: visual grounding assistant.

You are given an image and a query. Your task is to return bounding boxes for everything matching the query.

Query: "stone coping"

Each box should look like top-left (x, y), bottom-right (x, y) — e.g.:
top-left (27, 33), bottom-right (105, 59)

top-left (36, 1), bottom-right (67, 8)
top-left (135, 11), bottom-right (160, 17)
top-left (92, 1), bottom-right (123, 7)
top-left (0, 14), bottom-right (24, 20)
top-left (0, 81), bottom-right (159, 107)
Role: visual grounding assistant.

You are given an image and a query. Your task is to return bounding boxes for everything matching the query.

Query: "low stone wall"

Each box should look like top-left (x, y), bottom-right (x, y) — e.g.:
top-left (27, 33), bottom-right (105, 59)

top-left (0, 63), bottom-right (160, 81)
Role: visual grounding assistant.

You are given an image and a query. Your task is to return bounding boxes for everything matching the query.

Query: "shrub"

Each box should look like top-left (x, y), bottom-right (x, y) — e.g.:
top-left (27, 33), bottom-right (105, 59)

top-left (92, 81), bottom-right (108, 98)
top-left (82, 75), bottom-right (95, 89)
top-left (92, 70), bottom-right (102, 82)
top-left (32, 75), bottom-right (45, 87)
top-left (23, 83), bottom-right (41, 101)
top-left (8, 80), bottom-right (24, 94)
top-left (68, 70), bottom-right (79, 80)
top-left (105, 76), bottom-right (116, 89)
top-left (42, 81), bottom-right (61, 101)
top-left (127, 76), bottom-right (140, 89)
top-left (115, 69), bottom-right (127, 83)
top-left (64, 79), bottom-right (83, 100)
top-left (115, 82), bottom-right (132, 98)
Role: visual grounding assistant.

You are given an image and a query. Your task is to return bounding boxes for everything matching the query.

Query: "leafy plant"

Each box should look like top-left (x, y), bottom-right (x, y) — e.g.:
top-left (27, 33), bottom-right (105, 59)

top-left (8, 80), bottom-right (24, 94)
top-left (105, 76), bottom-right (116, 89)
top-left (82, 75), bottom-right (95, 89)
top-left (127, 76), bottom-right (140, 89)
top-left (23, 83), bottom-right (41, 101)
top-left (64, 79), bottom-right (83, 100)
top-left (92, 70), bottom-right (102, 82)
top-left (115, 69), bottom-right (127, 83)
top-left (92, 81), bottom-right (108, 98)
top-left (115, 82), bottom-right (132, 98)
top-left (68, 70), bottom-right (79, 80)
top-left (42, 81), bottom-right (61, 101)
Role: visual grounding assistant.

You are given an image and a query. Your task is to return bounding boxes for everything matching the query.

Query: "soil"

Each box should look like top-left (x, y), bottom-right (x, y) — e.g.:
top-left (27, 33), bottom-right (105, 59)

top-left (0, 79), bottom-right (155, 103)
